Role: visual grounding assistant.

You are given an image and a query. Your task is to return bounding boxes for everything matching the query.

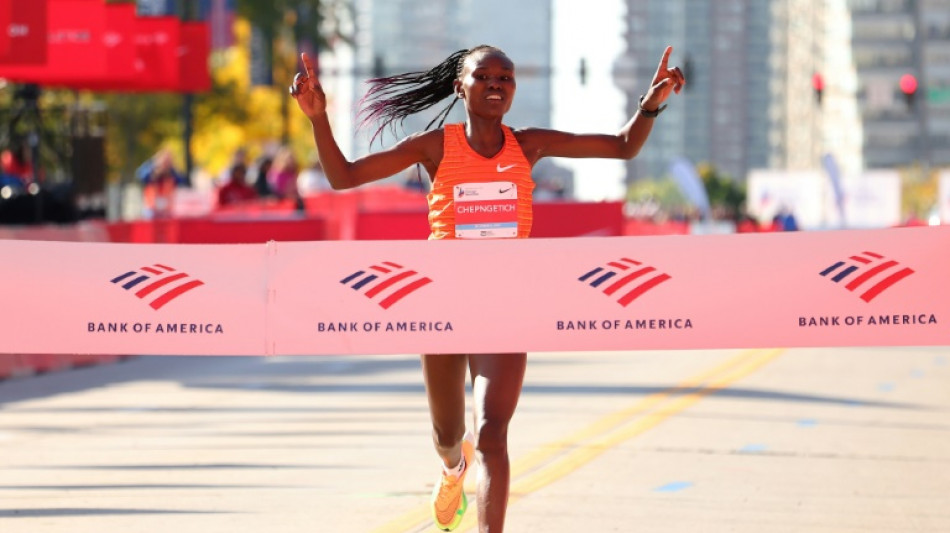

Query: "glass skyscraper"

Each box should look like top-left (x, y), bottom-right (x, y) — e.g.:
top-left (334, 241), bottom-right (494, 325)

top-left (350, 0), bottom-right (553, 157)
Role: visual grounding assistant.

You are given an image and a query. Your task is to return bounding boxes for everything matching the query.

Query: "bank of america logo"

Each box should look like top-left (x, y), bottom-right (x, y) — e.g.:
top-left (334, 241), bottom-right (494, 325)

top-left (819, 251), bottom-right (914, 302)
top-left (579, 257), bottom-right (671, 307)
top-left (341, 261), bottom-right (432, 309)
top-left (110, 264), bottom-right (205, 310)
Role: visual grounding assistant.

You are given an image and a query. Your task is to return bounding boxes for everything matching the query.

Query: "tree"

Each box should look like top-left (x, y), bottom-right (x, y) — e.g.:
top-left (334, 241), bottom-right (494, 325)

top-left (235, 0), bottom-right (351, 143)
top-left (697, 164), bottom-right (746, 220)
top-left (106, 1), bottom-right (348, 184)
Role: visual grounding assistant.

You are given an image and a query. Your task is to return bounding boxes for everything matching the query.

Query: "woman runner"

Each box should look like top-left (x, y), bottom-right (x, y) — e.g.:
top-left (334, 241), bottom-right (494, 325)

top-left (291, 44), bottom-right (684, 532)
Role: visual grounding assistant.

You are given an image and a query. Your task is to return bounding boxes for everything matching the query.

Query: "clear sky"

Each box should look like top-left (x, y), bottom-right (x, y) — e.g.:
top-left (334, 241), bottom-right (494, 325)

top-left (552, 0), bottom-right (627, 201)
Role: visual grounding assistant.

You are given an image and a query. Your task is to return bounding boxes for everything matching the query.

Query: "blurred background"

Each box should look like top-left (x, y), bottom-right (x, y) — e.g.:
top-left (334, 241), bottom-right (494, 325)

top-left (0, 0), bottom-right (947, 241)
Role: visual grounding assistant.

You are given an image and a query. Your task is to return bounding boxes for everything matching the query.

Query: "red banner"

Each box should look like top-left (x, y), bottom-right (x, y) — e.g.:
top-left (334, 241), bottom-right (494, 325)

top-left (0, 0), bottom-right (115, 83)
top-left (130, 15), bottom-right (180, 90)
top-left (0, 0), bottom-right (48, 65)
top-left (178, 21), bottom-right (211, 93)
top-left (0, 2), bottom-right (209, 93)
top-left (81, 13), bottom-right (181, 92)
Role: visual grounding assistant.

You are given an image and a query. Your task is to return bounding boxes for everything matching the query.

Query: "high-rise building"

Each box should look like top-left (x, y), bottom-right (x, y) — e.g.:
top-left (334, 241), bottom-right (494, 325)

top-left (614, 0), bottom-right (782, 182)
top-left (849, 0), bottom-right (950, 169)
top-left (614, 0), bottom-right (865, 183)
top-left (349, 0), bottom-right (553, 158)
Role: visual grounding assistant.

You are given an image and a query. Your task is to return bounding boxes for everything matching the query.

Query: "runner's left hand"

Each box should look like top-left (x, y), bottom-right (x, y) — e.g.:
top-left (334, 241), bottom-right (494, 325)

top-left (643, 46), bottom-right (686, 109)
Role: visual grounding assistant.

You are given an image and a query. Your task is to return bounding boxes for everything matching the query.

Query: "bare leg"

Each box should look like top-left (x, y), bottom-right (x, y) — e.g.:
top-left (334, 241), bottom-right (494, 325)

top-left (469, 352), bottom-right (527, 533)
top-left (421, 353), bottom-right (469, 468)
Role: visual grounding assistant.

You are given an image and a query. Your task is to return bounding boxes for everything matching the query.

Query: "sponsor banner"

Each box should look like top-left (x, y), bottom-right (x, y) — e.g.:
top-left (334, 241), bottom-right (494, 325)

top-left (747, 170), bottom-right (826, 229)
top-left (269, 227), bottom-right (949, 354)
top-left (940, 170), bottom-right (950, 223)
top-left (0, 0), bottom-right (47, 65)
top-left (178, 21), bottom-right (211, 93)
top-left (87, 14), bottom-right (204, 93)
top-left (826, 171), bottom-right (902, 229)
top-left (0, 3), bottom-right (192, 93)
top-left (0, 1), bottom-right (136, 87)
top-left (0, 241), bottom-right (266, 356)
top-left (1, 227), bottom-right (948, 356)
top-left (123, 14), bottom-right (181, 91)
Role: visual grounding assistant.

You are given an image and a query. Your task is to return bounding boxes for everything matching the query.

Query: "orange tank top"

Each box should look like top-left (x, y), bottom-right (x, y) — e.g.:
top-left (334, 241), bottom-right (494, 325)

top-left (427, 123), bottom-right (534, 240)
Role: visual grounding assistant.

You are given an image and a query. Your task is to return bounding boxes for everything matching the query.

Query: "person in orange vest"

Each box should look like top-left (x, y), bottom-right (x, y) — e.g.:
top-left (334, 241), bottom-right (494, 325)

top-left (291, 45), bottom-right (684, 531)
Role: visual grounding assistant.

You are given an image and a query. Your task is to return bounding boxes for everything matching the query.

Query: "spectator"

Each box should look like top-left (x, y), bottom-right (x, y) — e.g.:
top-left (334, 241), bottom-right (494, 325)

top-left (771, 206), bottom-right (800, 231)
top-left (216, 147), bottom-right (248, 187)
top-left (266, 147), bottom-right (300, 200)
top-left (297, 154), bottom-right (331, 195)
top-left (137, 149), bottom-right (186, 219)
top-left (251, 154), bottom-right (274, 197)
top-left (216, 163), bottom-right (258, 207)
top-left (1, 146), bottom-right (33, 185)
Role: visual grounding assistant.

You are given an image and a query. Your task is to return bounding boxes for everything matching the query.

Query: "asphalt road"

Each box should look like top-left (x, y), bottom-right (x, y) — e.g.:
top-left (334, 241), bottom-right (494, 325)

top-left (0, 346), bottom-right (948, 532)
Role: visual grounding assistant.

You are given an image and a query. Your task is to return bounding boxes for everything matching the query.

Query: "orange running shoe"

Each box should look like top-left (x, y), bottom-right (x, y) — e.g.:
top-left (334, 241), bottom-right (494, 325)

top-left (431, 431), bottom-right (475, 531)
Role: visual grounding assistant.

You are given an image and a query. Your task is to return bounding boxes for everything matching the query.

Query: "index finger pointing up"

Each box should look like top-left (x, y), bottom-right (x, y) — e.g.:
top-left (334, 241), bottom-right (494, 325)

top-left (301, 52), bottom-right (317, 79)
top-left (657, 45), bottom-right (673, 72)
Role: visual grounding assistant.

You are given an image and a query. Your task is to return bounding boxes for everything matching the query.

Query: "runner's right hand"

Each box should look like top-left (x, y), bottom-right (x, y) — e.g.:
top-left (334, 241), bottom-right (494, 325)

top-left (290, 52), bottom-right (327, 119)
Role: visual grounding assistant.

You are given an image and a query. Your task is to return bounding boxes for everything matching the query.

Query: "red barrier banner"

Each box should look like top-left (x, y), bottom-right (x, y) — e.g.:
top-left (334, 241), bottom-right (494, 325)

top-left (1, 227), bottom-right (947, 356)
top-left (0, 0), bottom-right (48, 65)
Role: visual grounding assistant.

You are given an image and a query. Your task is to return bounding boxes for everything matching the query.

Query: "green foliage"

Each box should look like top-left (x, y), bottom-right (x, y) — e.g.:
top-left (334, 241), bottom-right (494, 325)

top-left (626, 177), bottom-right (688, 210)
top-left (899, 163), bottom-right (939, 219)
top-left (696, 163), bottom-right (746, 219)
top-left (626, 163), bottom-right (748, 220)
top-left (101, 93), bottom-right (182, 181)
top-left (83, 3), bottom-right (336, 183)
top-left (237, 0), bottom-right (328, 48)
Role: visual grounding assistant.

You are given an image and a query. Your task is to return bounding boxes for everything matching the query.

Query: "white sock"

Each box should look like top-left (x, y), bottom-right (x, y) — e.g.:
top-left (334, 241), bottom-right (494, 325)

top-left (442, 454), bottom-right (466, 478)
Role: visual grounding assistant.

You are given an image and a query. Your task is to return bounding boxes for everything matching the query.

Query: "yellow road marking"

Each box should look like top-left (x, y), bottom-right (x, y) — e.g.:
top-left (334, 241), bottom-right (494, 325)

top-left (505, 348), bottom-right (784, 499)
top-left (370, 348), bottom-right (785, 533)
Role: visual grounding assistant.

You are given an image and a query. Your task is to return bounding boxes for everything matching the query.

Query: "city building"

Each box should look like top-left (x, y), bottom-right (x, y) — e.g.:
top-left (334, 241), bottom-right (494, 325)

top-left (614, 0), bottom-right (789, 183)
top-left (614, 0), bottom-right (947, 186)
top-left (348, 0), bottom-right (553, 157)
top-left (849, 0), bottom-right (950, 169)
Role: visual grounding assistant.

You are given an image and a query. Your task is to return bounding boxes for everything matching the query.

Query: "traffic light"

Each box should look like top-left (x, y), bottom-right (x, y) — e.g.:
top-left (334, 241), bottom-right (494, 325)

top-left (899, 73), bottom-right (918, 110)
top-left (812, 73), bottom-right (824, 105)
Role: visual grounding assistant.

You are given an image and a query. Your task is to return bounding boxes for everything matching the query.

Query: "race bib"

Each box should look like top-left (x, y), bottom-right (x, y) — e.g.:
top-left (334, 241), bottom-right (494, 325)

top-left (454, 182), bottom-right (518, 239)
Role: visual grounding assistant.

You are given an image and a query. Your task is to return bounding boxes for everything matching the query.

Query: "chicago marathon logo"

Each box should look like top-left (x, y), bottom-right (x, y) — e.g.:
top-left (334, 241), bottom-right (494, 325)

top-left (340, 261), bottom-right (432, 309)
top-left (579, 257), bottom-right (671, 307)
top-left (110, 263), bottom-right (205, 310)
top-left (819, 251), bottom-right (914, 302)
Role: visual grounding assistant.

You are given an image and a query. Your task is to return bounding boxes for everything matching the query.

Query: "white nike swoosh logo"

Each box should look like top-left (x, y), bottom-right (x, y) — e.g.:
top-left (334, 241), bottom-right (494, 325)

top-left (496, 163), bottom-right (516, 173)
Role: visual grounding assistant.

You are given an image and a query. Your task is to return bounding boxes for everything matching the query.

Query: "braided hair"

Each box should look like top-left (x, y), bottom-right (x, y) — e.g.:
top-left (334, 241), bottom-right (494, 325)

top-left (357, 45), bottom-right (504, 146)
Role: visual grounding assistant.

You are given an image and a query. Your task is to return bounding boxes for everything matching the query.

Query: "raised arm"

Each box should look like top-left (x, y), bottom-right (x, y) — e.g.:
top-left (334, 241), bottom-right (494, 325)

top-left (290, 53), bottom-right (437, 189)
top-left (517, 46), bottom-right (685, 163)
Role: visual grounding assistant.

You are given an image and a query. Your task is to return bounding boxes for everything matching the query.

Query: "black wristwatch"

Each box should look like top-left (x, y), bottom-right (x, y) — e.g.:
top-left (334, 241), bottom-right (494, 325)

top-left (638, 95), bottom-right (667, 118)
